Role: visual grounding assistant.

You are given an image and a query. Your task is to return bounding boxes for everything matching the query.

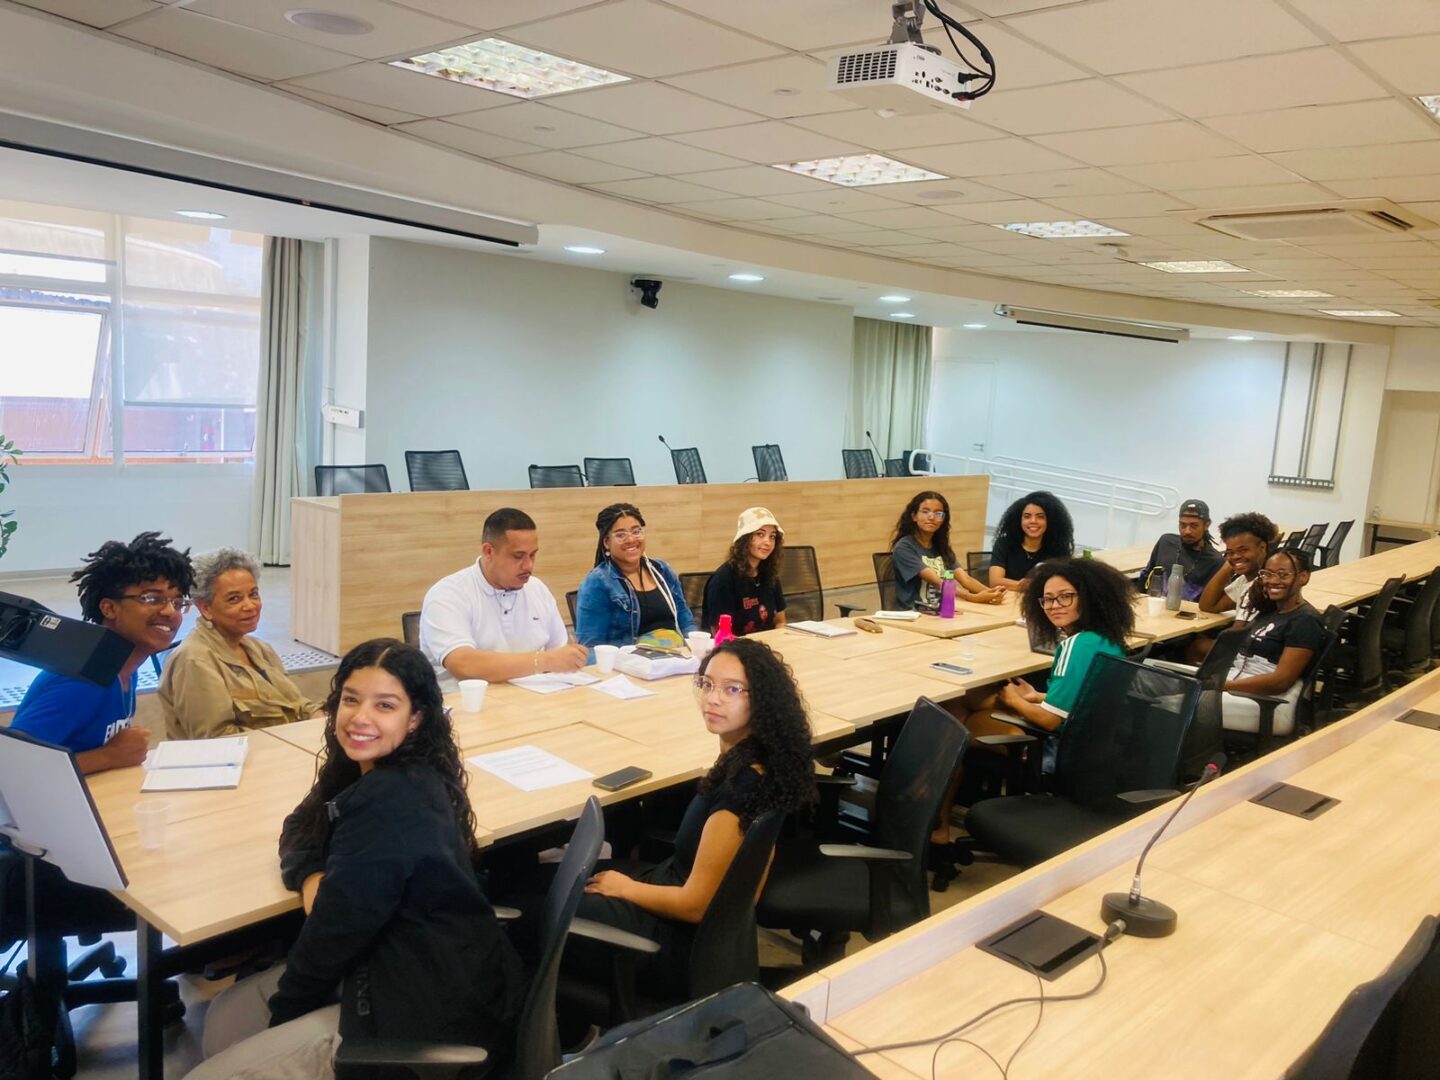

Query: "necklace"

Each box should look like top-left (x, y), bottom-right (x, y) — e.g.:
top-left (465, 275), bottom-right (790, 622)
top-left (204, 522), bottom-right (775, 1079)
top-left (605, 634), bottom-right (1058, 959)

top-left (491, 587), bottom-right (518, 616)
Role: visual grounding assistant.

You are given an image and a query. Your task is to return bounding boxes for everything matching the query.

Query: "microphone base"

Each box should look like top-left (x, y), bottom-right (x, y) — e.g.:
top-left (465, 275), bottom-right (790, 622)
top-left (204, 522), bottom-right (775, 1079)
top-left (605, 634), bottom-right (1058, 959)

top-left (1100, 893), bottom-right (1177, 937)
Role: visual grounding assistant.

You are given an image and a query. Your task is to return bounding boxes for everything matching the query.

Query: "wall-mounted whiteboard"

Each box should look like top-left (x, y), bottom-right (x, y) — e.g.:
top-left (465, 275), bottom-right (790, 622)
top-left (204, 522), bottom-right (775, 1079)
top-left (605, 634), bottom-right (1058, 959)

top-left (1269, 343), bottom-right (1350, 490)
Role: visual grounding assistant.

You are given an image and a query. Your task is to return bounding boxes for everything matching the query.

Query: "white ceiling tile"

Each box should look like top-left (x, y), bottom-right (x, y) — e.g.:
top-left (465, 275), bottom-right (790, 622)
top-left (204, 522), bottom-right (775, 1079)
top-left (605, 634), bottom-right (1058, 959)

top-left (1040, 192), bottom-right (1192, 217)
top-left (1005, 0), bottom-right (1319, 75)
top-left (819, 229), bottom-right (931, 247)
top-left (671, 122), bottom-right (862, 164)
top-left (753, 215), bottom-right (866, 235)
top-left (920, 23), bottom-right (1086, 90)
top-left (445, 102), bottom-right (643, 148)
top-left (676, 166), bottom-right (835, 197)
top-left (1033, 122), bottom-right (1243, 166)
top-left (1290, 240), bottom-right (1435, 259)
top-left (898, 138), bottom-right (1080, 177)
top-left (964, 0), bottom-right (1079, 16)
top-left (865, 178), bottom-right (1019, 205)
top-left (544, 82), bottom-right (762, 135)
top-left (571, 137), bottom-right (750, 174)
top-left (396, 118), bottom-right (543, 159)
top-left (184, 0), bottom-right (473, 60)
top-left (662, 55), bottom-right (854, 119)
top-left (507, 0), bottom-right (782, 79)
top-left (1267, 142), bottom-right (1440, 181)
top-left (763, 189), bottom-right (907, 214)
top-left (114, 8), bottom-right (356, 82)
top-left (13, 0), bottom-right (159, 28)
top-left (281, 86), bottom-right (423, 125)
top-left (966, 80), bottom-right (1173, 135)
top-left (935, 199), bottom-right (1073, 223)
top-left (494, 149), bottom-right (647, 184)
top-left (1203, 100), bottom-right (1440, 153)
top-left (1093, 215), bottom-right (1214, 236)
top-left (908, 223), bottom-right (1038, 242)
top-left (1348, 255), bottom-right (1440, 270)
top-left (1285, 0), bottom-right (1440, 41)
top-left (584, 176), bottom-right (731, 203)
top-left (976, 167), bottom-right (1149, 198)
top-left (870, 242), bottom-right (975, 258)
top-left (283, 63), bottom-right (513, 117)
top-left (1117, 49), bottom-right (1388, 117)
top-left (1347, 35), bottom-right (1440, 95)
top-left (668, 197), bottom-right (816, 221)
top-left (1111, 155), bottom-right (1302, 190)
top-left (391, 0), bottom-right (593, 29)
top-left (664, 0), bottom-right (890, 51)
top-left (1169, 181), bottom-right (1340, 207)
top-left (836, 206), bottom-right (967, 230)
top-left (1324, 177), bottom-right (1440, 201)
top-left (790, 109), bottom-right (1004, 151)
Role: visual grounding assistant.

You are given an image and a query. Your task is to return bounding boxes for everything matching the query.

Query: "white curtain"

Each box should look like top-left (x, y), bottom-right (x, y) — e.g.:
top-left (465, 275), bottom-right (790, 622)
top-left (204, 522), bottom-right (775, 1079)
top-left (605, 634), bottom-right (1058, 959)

top-left (845, 317), bottom-right (933, 462)
top-left (249, 237), bottom-right (322, 565)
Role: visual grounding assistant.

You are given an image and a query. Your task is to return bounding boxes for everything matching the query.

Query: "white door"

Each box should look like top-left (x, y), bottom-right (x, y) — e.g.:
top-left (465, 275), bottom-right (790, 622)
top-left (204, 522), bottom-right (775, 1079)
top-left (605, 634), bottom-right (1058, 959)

top-left (927, 358), bottom-right (996, 466)
top-left (1369, 390), bottom-right (1440, 523)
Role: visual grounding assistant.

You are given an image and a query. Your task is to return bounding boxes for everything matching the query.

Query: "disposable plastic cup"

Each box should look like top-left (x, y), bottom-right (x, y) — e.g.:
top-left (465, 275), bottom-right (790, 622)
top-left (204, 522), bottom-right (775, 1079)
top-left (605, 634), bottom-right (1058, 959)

top-left (134, 800), bottom-right (170, 851)
top-left (686, 632), bottom-right (713, 660)
top-left (594, 645), bottom-right (620, 674)
top-left (1145, 596), bottom-right (1165, 617)
top-left (459, 679), bottom-right (488, 712)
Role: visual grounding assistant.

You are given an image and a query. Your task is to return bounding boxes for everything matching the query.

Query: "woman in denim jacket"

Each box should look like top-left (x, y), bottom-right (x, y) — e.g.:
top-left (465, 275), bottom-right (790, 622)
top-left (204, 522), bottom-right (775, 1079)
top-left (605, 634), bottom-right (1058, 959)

top-left (575, 502), bottom-right (697, 648)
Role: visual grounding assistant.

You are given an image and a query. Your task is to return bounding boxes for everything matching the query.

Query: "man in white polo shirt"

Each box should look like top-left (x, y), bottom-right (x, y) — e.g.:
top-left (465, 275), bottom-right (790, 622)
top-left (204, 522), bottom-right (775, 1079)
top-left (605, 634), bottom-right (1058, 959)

top-left (420, 507), bottom-right (588, 680)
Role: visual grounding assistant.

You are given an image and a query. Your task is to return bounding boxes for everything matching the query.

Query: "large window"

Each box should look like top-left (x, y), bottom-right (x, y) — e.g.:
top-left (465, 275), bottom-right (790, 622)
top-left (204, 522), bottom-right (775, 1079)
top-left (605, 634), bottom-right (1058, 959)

top-left (0, 200), bottom-right (263, 463)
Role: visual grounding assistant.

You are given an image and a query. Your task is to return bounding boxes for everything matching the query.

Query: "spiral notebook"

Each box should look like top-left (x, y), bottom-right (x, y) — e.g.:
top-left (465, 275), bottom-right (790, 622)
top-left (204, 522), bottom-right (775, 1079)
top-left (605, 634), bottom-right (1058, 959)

top-left (141, 735), bottom-right (248, 792)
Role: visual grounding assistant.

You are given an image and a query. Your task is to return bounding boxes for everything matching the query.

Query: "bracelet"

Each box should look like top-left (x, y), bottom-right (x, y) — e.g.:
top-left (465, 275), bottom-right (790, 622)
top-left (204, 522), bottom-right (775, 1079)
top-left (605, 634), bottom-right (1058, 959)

top-left (533, 651), bottom-right (540, 673)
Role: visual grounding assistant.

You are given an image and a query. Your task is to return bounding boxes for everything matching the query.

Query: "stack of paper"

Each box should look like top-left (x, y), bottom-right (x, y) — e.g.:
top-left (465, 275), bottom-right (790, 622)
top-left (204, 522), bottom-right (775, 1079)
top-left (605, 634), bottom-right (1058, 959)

top-left (873, 610), bottom-right (922, 621)
top-left (591, 674), bottom-right (656, 700)
top-left (787, 620), bottom-right (857, 638)
top-left (509, 671), bottom-right (601, 695)
top-left (468, 745), bottom-right (593, 791)
top-left (141, 735), bottom-right (248, 792)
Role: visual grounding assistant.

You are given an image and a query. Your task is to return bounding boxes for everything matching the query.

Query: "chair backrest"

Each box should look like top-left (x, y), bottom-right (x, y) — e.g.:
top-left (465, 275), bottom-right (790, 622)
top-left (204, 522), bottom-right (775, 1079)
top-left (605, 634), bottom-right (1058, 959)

top-left (400, 610), bottom-right (421, 648)
top-left (583, 457), bottom-right (636, 487)
top-left (514, 797), bottom-right (605, 1080)
top-left (1298, 522), bottom-right (1329, 558)
top-left (870, 697), bottom-right (971, 930)
top-left (1181, 628), bottom-right (1246, 780)
top-left (1281, 530), bottom-right (1304, 550)
top-left (872, 551), bottom-right (897, 610)
top-left (752, 444), bottom-right (787, 482)
top-left (565, 590), bottom-right (578, 625)
top-left (687, 810), bottom-right (784, 999)
top-left (1297, 605), bottom-right (1349, 731)
top-left (1052, 655), bottom-right (1201, 813)
top-left (842, 449), bottom-right (879, 479)
top-left (1355, 575), bottom-right (1406, 690)
top-left (1400, 568), bottom-right (1440, 671)
top-left (883, 457), bottom-right (907, 478)
top-left (966, 550), bottom-right (991, 573)
top-left (315, 464), bottom-right (391, 495)
top-left (1322, 520), bottom-right (1354, 568)
top-left (680, 572), bottom-right (711, 627)
top-left (902, 450), bottom-right (930, 474)
top-left (529, 464), bottom-right (585, 489)
top-left (404, 449), bottom-right (468, 492)
top-left (670, 447), bottom-right (707, 485)
top-left (780, 545), bottom-right (823, 621)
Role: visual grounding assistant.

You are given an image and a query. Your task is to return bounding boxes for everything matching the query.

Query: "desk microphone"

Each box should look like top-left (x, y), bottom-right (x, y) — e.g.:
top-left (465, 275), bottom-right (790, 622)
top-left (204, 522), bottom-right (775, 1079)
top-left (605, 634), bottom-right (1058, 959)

top-left (1100, 751), bottom-right (1225, 938)
top-left (864, 429), bottom-right (886, 470)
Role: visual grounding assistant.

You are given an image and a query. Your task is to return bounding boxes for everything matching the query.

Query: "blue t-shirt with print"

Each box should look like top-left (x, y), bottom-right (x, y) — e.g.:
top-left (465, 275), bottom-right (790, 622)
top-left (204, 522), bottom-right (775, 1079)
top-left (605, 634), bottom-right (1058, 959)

top-left (9, 670), bottom-right (137, 753)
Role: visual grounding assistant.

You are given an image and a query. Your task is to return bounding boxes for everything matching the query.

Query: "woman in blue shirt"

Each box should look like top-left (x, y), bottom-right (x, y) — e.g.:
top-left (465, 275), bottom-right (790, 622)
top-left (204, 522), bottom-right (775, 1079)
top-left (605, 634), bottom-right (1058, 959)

top-left (575, 502), bottom-right (696, 648)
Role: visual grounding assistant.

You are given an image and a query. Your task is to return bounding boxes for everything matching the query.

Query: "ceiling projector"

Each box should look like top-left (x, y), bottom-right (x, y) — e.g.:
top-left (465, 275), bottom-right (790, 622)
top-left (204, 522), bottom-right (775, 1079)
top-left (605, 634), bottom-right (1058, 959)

top-left (826, 41), bottom-right (973, 114)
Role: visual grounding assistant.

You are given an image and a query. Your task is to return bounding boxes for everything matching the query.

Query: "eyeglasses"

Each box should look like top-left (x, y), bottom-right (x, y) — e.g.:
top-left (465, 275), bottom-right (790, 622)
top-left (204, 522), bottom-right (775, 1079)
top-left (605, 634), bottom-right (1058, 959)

top-left (1257, 570), bottom-right (1297, 582)
top-left (1038, 591), bottom-right (1077, 609)
top-left (609, 526), bottom-right (645, 542)
top-left (118, 592), bottom-right (193, 614)
top-left (692, 675), bottom-right (748, 700)
top-left (916, 508), bottom-right (946, 519)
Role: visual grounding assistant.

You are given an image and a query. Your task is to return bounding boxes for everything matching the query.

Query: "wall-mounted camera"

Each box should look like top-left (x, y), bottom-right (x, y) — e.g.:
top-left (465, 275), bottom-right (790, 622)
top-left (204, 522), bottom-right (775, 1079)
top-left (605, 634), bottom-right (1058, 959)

top-left (631, 278), bottom-right (662, 310)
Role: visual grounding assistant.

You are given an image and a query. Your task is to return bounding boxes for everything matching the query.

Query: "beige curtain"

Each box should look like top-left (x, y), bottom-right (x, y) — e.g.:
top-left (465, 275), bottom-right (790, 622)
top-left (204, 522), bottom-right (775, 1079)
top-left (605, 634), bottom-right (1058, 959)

top-left (249, 237), bottom-right (322, 565)
top-left (845, 317), bottom-right (933, 463)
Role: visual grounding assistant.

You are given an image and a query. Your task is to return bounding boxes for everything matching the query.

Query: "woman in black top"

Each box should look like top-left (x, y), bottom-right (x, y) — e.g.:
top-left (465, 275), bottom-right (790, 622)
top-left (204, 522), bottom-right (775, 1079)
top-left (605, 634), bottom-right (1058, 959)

top-left (704, 506), bottom-right (788, 635)
top-left (988, 490), bottom-right (1075, 591)
top-left (188, 640), bottom-right (522, 1078)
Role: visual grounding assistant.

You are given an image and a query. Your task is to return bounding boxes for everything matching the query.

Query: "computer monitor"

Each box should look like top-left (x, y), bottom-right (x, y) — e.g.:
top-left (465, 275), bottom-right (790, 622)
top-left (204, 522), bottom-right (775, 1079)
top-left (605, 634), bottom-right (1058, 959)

top-left (0, 591), bottom-right (129, 687)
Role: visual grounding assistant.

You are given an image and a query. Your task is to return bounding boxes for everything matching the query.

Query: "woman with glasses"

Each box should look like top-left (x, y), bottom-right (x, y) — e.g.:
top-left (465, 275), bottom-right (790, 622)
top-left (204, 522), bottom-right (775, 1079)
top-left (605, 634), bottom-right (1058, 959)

top-left (576, 502), bottom-right (696, 648)
top-left (159, 548), bottom-right (325, 740)
top-left (988, 490), bottom-right (1075, 592)
top-left (890, 491), bottom-right (1003, 611)
top-left (703, 506), bottom-right (787, 635)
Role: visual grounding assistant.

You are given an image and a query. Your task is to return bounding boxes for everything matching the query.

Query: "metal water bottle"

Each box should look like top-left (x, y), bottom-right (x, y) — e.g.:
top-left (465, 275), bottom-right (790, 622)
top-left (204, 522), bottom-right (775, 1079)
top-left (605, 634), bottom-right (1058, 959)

top-left (1165, 562), bottom-right (1184, 611)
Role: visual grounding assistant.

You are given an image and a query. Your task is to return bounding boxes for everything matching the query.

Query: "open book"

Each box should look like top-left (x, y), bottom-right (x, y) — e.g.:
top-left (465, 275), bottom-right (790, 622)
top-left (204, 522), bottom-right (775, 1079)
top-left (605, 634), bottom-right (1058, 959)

top-left (787, 620), bottom-right (858, 638)
top-left (141, 735), bottom-right (248, 792)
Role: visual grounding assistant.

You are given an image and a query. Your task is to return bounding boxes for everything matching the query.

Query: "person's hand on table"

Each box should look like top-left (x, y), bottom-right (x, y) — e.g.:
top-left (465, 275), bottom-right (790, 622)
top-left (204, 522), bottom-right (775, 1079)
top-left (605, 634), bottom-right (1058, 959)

top-left (965, 587), bottom-right (1005, 605)
top-left (546, 644), bottom-right (590, 673)
top-left (103, 726), bottom-right (151, 769)
top-left (585, 869), bottom-right (635, 900)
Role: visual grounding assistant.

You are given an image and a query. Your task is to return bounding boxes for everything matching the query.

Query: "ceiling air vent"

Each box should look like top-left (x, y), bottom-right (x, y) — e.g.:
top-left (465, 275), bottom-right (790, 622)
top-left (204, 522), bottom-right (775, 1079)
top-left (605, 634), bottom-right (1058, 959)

top-left (1188, 199), bottom-right (1436, 242)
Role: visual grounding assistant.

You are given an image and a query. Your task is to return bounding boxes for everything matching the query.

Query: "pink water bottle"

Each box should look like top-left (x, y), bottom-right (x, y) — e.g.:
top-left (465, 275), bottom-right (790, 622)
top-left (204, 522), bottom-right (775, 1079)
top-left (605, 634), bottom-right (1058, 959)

top-left (939, 573), bottom-right (957, 619)
top-left (713, 614), bottom-right (735, 646)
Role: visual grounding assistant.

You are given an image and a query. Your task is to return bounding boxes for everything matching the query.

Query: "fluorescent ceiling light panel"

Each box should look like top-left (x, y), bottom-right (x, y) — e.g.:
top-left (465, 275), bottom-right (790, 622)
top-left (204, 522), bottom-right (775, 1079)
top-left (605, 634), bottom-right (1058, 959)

top-left (879, 294), bottom-right (911, 302)
top-left (1227, 335), bottom-right (1255, 341)
top-left (1244, 289), bottom-right (1334, 298)
top-left (1141, 260), bottom-right (1251, 274)
top-left (1416, 95), bottom-right (1440, 120)
top-left (962, 322), bottom-right (986, 329)
top-left (1319, 309), bottom-right (1400, 317)
top-left (391, 38), bottom-right (628, 99)
top-left (773, 154), bottom-right (945, 187)
top-left (890, 312), bottom-right (916, 318)
top-left (998, 221), bottom-right (1129, 239)
top-left (728, 273), bottom-right (764, 282)
top-left (176, 209), bottom-right (226, 219)
top-left (563, 245), bottom-right (605, 255)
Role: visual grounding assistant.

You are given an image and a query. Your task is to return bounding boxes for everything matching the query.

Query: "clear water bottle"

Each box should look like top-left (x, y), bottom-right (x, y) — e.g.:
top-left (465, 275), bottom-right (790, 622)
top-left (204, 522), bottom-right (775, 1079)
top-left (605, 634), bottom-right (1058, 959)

top-left (1165, 562), bottom-right (1184, 611)
top-left (939, 572), bottom-right (957, 619)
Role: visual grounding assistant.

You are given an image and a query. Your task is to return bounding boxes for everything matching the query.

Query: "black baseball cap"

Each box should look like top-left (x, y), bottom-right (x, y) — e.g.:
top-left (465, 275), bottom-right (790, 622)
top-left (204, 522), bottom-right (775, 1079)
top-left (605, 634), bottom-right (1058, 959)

top-left (1179, 499), bottom-right (1210, 520)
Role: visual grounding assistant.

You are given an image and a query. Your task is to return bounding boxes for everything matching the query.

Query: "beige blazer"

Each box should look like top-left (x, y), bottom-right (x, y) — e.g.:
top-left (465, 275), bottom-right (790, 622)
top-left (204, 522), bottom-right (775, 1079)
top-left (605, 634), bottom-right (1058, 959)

top-left (159, 618), bottom-right (325, 740)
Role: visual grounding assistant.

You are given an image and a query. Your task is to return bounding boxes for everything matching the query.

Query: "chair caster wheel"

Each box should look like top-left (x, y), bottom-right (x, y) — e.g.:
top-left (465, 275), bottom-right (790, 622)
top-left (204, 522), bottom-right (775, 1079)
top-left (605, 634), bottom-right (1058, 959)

top-left (162, 999), bottom-right (187, 1026)
top-left (99, 957), bottom-right (127, 978)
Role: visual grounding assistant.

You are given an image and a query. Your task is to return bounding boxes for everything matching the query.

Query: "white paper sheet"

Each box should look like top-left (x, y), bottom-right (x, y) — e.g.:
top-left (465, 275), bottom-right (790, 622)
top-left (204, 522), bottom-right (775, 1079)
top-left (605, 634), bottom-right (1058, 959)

top-left (509, 672), bottom-right (602, 695)
top-left (468, 745), bottom-right (594, 791)
top-left (590, 674), bottom-right (656, 700)
top-left (145, 735), bottom-right (249, 770)
top-left (787, 620), bottom-right (857, 638)
top-left (873, 610), bottom-right (922, 621)
top-left (140, 764), bottom-right (243, 792)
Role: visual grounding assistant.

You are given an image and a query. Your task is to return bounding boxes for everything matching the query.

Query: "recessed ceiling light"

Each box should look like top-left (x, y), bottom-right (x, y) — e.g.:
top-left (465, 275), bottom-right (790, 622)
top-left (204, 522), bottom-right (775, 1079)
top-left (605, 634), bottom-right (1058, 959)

top-left (1320, 309), bottom-right (1401, 317)
top-left (773, 87), bottom-right (800, 97)
top-left (176, 210), bottom-right (226, 220)
top-left (563, 245), bottom-right (605, 255)
top-left (998, 220), bottom-right (1129, 239)
top-left (774, 153), bottom-right (946, 188)
top-left (962, 322), bottom-right (987, 329)
top-left (728, 273), bottom-right (765, 283)
top-left (1243, 289), bottom-right (1334, 298)
top-left (1227, 334), bottom-right (1255, 341)
top-left (1141, 260), bottom-right (1251, 274)
top-left (879, 294), bottom-right (911, 303)
top-left (391, 38), bottom-right (628, 99)
top-left (1416, 94), bottom-right (1440, 120)
top-left (285, 9), bottom-right (374, 34)
top-left (890, 312), bottom-right (916, 319)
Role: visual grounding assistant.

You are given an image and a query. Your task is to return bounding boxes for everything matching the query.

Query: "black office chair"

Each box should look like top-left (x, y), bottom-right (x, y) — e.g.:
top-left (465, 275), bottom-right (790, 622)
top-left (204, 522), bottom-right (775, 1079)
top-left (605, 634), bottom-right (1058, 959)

top-left (873, 551), bottom-right (897, 610)
top-left (336, 797), bottom-right (606, 1080)
top-left (758, 698), bottom-right (970, 969)
top-left (565, 590), bottom-right (578, 626)
top-left (1383, 567), bottom-right (1440, 684)
top-left (529, 464), bottom-right (585, 489)
top-left (883, 457), bottom-right (907, 478)
top-left (1325, 576), bottom-right (1406, 709)
top-left (966, 551), bottom-right (991, 574)
top-left (583, 457), bottom-right (636, 487)
top-left (404, 449), bottom-right (468, 492)
top-left (669, 446), bottom-right (707, 485)
top-left (964, 656), bottom-right (1202, 869)
top-left (902, 450), bottom-right (930, 474)
top-left (1297, 523), bottom-right (1329, 560)
top-left (1319, 520), bottom-right (1354, 569)
top-left (752, 444), bottom-right (787, 482)
top-left (315, 464), bottom-right (391, 495)
top-left (401, 610), bottom-right (421, 648)
top-left (680, 572), bottom-right (711, 629)
top-left (1280, 529), bottom-right (1305, 550)
top-left (780, 544), bottom-right (824, 622)
top-left (842, 449), bottom-right (879, 479)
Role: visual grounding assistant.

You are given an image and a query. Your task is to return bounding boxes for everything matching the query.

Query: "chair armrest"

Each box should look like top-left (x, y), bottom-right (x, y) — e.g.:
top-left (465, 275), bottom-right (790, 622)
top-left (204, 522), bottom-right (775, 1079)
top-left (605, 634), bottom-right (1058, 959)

top-left (818, 843), bottom-right (910, 862)
top-left (990, 710), bottom-right (1052, 739)
top-left (1226, 689), bottom-right (1288, 706)
top-left (492, 905), bottom-right (521, 922)
top-left (977, 733), bottom-right (1038, 747)
top-left (1145, 658), bottom-right (1199, 674)
top-left (334, 1039), bottom-right (488, 1079)
top-left (569, 917), bottom-right (661, 955)
top-left (1118, 788), bottom-right (1180, 805)
top-left (837, 603), bottom-right (865, 618)
top-left (814, 771), bottom-right (858, 787)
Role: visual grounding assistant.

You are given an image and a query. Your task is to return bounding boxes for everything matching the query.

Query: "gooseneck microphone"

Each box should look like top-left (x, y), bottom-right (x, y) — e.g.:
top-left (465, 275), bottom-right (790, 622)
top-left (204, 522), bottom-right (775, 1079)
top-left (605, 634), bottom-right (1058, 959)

top-left (1100, 752), bottom-right (1225, 937)
top-left (864, 429), bottom-right (886, 469)
top-left (658, 434), bottom-right (671, 451)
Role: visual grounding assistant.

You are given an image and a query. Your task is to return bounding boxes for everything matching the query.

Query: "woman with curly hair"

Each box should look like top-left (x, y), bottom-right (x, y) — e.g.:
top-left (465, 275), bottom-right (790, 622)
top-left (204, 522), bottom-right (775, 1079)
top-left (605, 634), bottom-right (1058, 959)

top-left (890, 490), bottom-right (1003, 610)
top-left (576, 501), bottom-right (696, 648)
top-left (988, 490), bottom-right (1075, 592)
top-left (188, 640), bottom-right (522, 1079)
top-left (578, 637), bottom-right (816, 999)
top-left (703, 506), bottom-right (788, 634)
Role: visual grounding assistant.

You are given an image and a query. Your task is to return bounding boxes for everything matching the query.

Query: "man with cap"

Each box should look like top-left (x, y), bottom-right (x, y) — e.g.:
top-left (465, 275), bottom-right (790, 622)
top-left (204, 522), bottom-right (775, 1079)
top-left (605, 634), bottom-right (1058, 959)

top-left (1136, 499), bottom-right (1225, 602)
top-left (703, 507), bottom-right (788, 635)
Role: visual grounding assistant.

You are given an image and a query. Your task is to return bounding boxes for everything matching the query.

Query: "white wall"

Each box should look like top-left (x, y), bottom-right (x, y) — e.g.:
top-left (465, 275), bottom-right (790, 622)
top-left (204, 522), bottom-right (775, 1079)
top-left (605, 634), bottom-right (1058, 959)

top-left (360, 239), bottom-right (854, 489)
top-left (1385, 328), bottom-right (1440, 391)
top-left (929, 328), bottom-right (1389, 561)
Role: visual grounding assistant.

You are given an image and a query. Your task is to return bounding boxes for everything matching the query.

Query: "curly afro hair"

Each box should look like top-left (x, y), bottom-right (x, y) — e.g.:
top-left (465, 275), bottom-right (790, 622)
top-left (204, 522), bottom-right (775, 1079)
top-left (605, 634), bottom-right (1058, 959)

top-left (992, 491), bottom-right (1074, 562)
top-left (1021, 556), bottom-right (1136, 650)
top-left (72, 531), bottom-right (194, 624)
top-left (1218, 512), bottom-right (1279, 546)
